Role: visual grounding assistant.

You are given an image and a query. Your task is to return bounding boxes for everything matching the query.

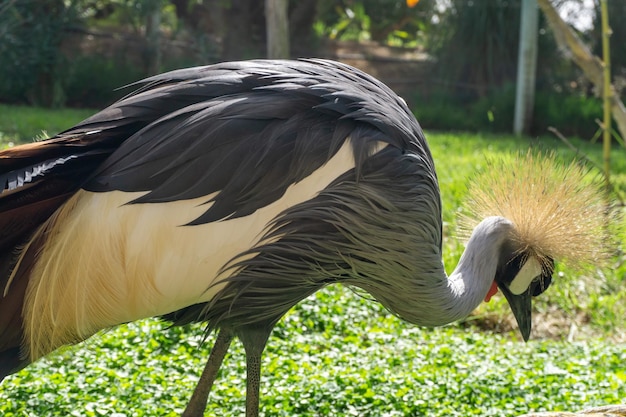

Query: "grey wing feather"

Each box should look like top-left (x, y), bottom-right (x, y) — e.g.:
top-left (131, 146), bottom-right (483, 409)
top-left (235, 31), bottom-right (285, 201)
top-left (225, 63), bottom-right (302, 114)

top-left (84, 59), bottom-right (432, 225)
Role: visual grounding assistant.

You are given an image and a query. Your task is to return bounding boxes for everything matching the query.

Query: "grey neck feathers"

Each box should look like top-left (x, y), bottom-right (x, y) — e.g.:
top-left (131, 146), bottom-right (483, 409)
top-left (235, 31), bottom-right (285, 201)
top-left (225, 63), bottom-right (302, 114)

top-left (394, 216), bottom-right (514, 327)
top-left (444, 216), bottom-right (514, 321)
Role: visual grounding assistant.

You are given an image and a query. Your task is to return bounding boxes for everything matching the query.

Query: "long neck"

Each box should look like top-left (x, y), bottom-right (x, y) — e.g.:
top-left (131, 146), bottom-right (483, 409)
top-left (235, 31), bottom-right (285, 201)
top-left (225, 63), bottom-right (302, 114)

top-left (443, 216), bottom-right (514, 322)
top-left (379, 216), bottom-right (513, 327)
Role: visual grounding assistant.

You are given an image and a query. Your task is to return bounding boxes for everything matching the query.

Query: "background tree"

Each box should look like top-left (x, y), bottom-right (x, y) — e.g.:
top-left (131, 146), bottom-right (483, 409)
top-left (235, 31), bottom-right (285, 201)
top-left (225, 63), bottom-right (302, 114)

top-left (431, 0), bottom-right (522, 98)
top-left (315, 0), bottom-right (437, 45)
top-left (0, 0), bottom-right (84, 107)
top-left (0, 0), bottom-right (622, 141)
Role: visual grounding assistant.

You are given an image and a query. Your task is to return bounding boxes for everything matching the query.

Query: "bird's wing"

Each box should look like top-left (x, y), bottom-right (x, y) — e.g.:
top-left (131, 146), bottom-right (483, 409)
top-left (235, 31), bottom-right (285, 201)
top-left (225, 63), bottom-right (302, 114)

top-left (0, 137), bottom-right (108, 250)
top-left (0, 59), bottom-right (433, 297)
top-left (83, 59), bottom-right (431, 225)
top-left (0, 59), bottom-right (434, 377)
top-left (84, 59), bottom-right (438, 332)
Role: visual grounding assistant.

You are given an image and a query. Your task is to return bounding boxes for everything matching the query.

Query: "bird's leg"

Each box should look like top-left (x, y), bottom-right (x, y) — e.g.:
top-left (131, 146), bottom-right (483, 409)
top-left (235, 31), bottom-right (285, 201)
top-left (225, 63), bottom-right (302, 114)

top-left (181, 329), bottom-right (234, 417)
top-left (237, 325), bottom-right (274, 417)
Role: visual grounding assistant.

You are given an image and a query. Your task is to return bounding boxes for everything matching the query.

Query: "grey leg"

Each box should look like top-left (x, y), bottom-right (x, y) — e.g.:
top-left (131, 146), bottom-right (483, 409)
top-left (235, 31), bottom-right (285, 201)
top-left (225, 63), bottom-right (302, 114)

top-left (181, 329), bottom-right (234, 417)
top-left (237, 325), bottom-right (273, 417)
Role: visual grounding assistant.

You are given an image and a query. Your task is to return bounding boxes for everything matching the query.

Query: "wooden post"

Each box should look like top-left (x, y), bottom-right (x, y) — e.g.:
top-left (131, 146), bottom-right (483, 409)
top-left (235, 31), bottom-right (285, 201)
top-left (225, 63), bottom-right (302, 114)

top-left (514, 0), bottom-right (539, 136)
top-left (265, 0), bottom-right (290, 59)
top-left (144, 1), bottom-right (162, 75)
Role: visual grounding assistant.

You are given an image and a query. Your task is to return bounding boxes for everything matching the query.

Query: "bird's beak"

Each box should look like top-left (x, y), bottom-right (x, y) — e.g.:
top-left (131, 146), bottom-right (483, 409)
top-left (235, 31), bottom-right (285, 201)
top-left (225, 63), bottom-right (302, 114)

top-left (498, 283), bottom-right (532, 341)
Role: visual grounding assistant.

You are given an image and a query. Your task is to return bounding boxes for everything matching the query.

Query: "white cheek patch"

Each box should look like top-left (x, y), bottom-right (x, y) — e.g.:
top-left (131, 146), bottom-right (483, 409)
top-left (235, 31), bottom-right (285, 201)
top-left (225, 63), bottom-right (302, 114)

top-left (508, 256), bottom-right (542, 295)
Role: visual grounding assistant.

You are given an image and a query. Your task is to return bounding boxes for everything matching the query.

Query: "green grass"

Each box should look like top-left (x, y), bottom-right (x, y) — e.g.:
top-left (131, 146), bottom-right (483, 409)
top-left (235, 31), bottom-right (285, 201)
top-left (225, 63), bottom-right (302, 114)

top-left (2, 298), bottom-right (625, 416)
top-left (0, 104), bottom-right (94, 146)
top-left (1, 107), bottom-right (625, 416)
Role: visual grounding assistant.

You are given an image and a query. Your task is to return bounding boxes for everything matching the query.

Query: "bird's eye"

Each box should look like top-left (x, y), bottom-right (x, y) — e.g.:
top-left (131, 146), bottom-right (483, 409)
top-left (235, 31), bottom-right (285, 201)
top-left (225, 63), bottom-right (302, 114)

top-left (530, 274), bottom-right (552, 297)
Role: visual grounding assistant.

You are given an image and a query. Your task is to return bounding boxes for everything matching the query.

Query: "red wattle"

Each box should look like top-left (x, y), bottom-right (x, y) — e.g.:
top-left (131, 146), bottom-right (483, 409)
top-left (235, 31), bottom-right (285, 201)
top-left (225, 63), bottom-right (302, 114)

top-left (484, 281), bottom-right (498, 302)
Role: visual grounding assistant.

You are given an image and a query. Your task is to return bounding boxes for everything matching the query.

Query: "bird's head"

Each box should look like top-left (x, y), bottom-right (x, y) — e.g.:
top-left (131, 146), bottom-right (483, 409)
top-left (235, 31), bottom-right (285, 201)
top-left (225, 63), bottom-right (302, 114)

top-left (493, 248), bottom-right (554, 341)
top-left (461, 151), bottom-right (612, 341)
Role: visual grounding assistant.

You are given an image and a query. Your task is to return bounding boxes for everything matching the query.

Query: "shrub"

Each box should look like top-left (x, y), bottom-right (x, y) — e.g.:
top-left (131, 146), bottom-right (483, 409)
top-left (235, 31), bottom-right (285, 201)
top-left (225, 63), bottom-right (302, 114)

top-left (411, 85), bottom-right (603, 139)
top-left (533, 92), bottom-right (602, 139)
top-left (64, 55), bottom-right (144, 108)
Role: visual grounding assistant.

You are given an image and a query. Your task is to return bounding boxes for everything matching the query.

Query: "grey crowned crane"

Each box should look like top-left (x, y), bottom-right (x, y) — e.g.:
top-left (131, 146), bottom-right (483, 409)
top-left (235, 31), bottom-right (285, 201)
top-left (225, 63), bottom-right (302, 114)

top-left (0, 59), bottom-right (607, 416)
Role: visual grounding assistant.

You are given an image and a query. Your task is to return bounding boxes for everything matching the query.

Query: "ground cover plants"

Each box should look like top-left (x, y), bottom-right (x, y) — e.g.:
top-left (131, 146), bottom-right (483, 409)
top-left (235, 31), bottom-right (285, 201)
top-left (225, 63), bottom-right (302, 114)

top-left (0, 107), bottom-right (624, 416)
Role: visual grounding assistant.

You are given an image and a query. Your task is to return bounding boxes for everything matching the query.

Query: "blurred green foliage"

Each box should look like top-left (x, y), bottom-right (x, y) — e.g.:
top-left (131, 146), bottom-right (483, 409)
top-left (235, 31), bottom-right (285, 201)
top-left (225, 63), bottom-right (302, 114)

top-left (314, 0), bottom-right (438, 46)
top-left (412, 83), bottom-right (604, 138)
top-left (0, 0), bottom-right (171, 107)
top-left (0, 0), bottom-right (623, 141)
top-left (0, 0), bottom-right (78, 107)
top-left (430, 0), bottom-right (522, 95)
